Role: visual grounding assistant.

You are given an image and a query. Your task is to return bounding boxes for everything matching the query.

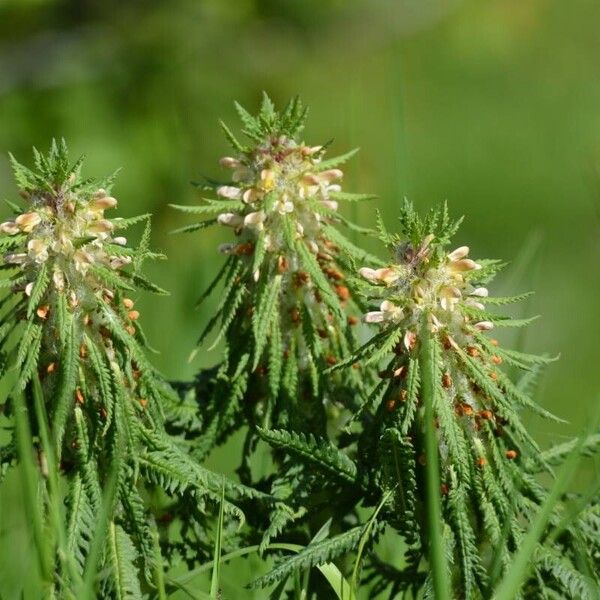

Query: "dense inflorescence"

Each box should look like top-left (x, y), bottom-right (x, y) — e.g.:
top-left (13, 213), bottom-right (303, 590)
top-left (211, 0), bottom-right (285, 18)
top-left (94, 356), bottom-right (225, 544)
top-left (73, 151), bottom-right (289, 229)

top-left (0, 141), bottom-right (169, 446)
top-left (172, 95), bottom-right (376, 447)
top-left (307, 201), bottom-right (596, 599)
top-left (0, 142), bottom-right (262, 597)
top-left (166, 96), bottom-right (387, 570)
top-left (353, 201), bottom-right (557, 474)
top-left (215, 130), bottom-right (344, 261)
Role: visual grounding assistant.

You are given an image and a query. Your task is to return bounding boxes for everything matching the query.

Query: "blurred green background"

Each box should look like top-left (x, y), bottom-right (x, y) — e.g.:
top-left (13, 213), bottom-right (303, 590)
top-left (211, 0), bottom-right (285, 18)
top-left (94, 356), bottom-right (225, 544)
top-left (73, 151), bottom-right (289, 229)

top-left (0, 0), bottom-right (598, 597)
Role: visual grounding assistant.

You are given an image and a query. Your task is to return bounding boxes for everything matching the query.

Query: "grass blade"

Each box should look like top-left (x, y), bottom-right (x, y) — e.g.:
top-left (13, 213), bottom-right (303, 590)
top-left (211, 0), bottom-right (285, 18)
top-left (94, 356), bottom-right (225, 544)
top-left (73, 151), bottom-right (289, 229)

top-left (420, 319), bottom-right (451, 600)
top-left (210, 482), bottom-right (225, 599)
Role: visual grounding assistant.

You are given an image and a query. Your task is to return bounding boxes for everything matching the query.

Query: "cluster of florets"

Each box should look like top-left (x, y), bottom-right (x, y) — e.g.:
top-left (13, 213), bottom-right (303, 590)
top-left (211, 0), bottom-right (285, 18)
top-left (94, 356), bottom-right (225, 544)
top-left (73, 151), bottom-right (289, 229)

top-left (1, 184), bottom-right (130, 299)
top-left (216, 135), bottom-right (343, 260)
top-left (357, 229), bottom-right (525, 467)
top-left (359, 237), bottom-right (493, 351)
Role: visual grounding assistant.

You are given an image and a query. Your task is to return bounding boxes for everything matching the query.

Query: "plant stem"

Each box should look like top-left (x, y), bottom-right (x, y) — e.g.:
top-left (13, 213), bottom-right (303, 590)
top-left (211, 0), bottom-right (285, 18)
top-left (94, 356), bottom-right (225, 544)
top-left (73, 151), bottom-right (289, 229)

top-left (420, 319), bottom-right (451, 600)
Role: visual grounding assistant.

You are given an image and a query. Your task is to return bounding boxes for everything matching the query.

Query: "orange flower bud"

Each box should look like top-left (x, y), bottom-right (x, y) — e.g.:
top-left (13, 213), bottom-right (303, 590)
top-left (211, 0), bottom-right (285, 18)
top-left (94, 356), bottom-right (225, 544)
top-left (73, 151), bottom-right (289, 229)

top-left (442, 373), bottom-right (452, 388)
top-left (75, 389), bottom-right (84, 405)
top-left (277, 256), bottom-right (288, 273)
top-left (335, 285), bottom-right (350, 301)
top-left (36, 305), bottom-right (50, 320)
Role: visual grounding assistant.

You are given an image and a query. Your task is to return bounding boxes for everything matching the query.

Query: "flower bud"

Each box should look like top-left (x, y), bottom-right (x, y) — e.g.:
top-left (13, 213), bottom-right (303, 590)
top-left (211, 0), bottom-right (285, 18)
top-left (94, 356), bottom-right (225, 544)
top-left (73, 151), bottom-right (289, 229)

top-left (219, 156), bottom-right (240, 168)
top-left (0, 221), bottom-right (20, 235)
top-left (470, 287), bottom-right (489, 297)
top-left (88, 220), bottom-right (114, 234)
top-left (15, 212), bottom-right (41, 232)
top-left (320, 169), bottom-right (343, 182)
top-left (447, 246), bottom-right (469, 261)
top-left (217, 186), bottom-right (241, 200)
top-left (217, 213), bottom-right (243, 227)
top-left (90, 196), bottom-right (118, 210)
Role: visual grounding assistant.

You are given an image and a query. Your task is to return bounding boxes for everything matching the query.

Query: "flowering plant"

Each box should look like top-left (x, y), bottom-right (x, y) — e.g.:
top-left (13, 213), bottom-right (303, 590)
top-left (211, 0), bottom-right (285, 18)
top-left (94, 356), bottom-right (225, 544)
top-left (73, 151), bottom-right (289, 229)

top-left (169, 101), bottom-right (600, 599)
top-left (0, 142), bottom-right (264, 597)
top-left (0, 102), bottom-right (598, 600)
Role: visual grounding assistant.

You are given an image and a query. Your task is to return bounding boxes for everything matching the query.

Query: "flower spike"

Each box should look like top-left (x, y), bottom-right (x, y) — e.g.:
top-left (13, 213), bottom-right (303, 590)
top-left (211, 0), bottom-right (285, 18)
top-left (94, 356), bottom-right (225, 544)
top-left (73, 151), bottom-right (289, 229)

top-left (172, 95), bottom-right (376, 441)
top-left (0, 141), bottom-right (263, 594)
top-left (345, 200), bottom-right (564, 596)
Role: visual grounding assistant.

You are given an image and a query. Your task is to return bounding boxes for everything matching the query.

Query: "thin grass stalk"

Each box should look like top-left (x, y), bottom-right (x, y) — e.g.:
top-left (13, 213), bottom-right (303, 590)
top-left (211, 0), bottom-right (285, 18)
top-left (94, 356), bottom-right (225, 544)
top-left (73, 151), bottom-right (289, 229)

top-left (420, 317), bottom-right (451, 600)
top-left (13, 389), bottom-right (54, 590)
top-left (350, 489), bottom-right (392, 594)
top-left (209, 483), bottom-right (225, 599)
top-left (152, 518), bottom-right (167, 600)
top-left (31, 373), bottom-right (82, 595)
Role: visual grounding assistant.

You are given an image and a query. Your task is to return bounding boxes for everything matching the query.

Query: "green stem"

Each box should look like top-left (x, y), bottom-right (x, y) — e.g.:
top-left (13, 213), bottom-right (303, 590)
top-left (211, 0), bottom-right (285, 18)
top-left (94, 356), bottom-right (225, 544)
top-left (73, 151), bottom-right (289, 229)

top-left (32, 373), bottom-right (83, 595)
top-left (13, 389), bottom-right (54, 585)
top-left (420, 319), bottom-right (451, 600)
top-left (151, 519), bottom-right (167, 600)
top-left (350, 489), bottom-right (392, 593)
